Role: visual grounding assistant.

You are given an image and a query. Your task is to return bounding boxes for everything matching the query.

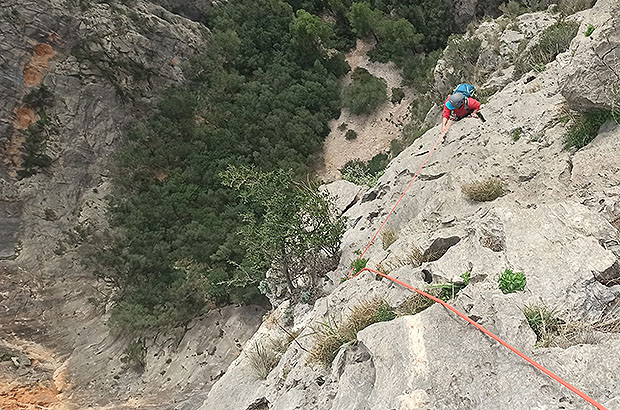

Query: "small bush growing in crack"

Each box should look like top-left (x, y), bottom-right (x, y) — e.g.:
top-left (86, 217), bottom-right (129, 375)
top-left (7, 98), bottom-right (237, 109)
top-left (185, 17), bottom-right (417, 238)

top-left (461, 178), bottom-right (504, 202)
top-left (308, 298), bottom-right (396, 366)
top-left (563, 110), bottom-right (617, 150)
top-left (350, 256), bottom-right (368, 275)
top-left (428, 271), bottom-right (471, 301)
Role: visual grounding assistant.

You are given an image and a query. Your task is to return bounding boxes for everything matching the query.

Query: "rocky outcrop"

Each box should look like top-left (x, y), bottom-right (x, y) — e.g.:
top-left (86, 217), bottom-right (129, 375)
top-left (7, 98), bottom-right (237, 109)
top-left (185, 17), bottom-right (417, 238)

top-left (560, 0), bottom-right (620, 110)
top-left (198, 1), bottom-right (620, 408)
top-left (1, 1), bottom-right (263, 409)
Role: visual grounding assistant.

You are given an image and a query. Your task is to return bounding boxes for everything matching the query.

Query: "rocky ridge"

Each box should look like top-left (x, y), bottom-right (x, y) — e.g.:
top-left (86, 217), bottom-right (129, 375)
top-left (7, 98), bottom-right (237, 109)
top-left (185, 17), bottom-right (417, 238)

top-left (198, 1), bottom-right (620, 409)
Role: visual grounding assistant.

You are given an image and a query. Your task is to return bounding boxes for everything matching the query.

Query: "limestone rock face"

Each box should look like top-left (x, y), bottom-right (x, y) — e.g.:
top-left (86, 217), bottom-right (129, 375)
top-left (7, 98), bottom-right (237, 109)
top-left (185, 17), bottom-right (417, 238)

top-left (0, 1), bottom-right (263, 409)
top-left (560, 0), bottom-right (620, 110)
top-left (198, 1), bottom-right (620, 409)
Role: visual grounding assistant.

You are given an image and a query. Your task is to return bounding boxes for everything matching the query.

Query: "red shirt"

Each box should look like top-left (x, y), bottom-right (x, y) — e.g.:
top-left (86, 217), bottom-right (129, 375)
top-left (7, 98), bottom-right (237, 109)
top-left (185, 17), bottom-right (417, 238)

top-left (442, 97), bottom-right (481, 119)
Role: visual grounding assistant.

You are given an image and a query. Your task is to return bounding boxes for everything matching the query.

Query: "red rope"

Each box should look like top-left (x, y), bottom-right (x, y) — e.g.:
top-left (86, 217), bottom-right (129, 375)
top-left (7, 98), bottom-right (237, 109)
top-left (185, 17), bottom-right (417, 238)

top-left (351, 268), bottom-right (608, 410)
top-left (347, 120), bottom-right (453, 278)
top-left (343, 121), bottom-right (608, 409)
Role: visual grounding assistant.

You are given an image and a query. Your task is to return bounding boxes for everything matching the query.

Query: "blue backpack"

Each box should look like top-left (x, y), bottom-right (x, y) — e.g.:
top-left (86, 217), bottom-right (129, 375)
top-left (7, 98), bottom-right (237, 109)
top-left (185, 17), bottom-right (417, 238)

top-left (453, 83), bottom-right (475, 98)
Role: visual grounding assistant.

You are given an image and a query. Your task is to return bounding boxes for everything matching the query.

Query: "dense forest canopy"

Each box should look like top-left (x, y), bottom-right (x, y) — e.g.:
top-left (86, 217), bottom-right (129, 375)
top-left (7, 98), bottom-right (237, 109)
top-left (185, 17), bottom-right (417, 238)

top-left (88, 0), bottom-right (516, 332)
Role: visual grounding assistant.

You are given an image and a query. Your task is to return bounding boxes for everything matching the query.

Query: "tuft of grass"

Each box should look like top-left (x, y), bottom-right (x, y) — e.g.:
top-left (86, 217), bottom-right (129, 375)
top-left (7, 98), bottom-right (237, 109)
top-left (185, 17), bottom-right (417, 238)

top-left (375, 262), bottom-right (391, 277)
top-left (563, 110), bottom-right (617, 150)
top-left (461, 178), bottom-right (504, 202)
top-left (522, 304), bottom-right (564, 347)
top-left (511, 127), bottom-right (523, 141)
top-left (498, 269), bottom-right (526, 294)
top-left (514, 20), bottom-right (579, 78)
top-left (428, 271), bottom-right (470, 301)
top-left (381, 229), bottom-right (398, 250)
top-left (309, 298), bottom-right (396, 365)
top-left (584, 24), bottom-right (595, 37)
top-left (406, 246), bottom-right (423, 267)
top-left (247, 331), bottom-right (301, 379)
top-left (397, 292), bottom-right (436, 316)
top-left (247, 340), bottom-right (281, 379)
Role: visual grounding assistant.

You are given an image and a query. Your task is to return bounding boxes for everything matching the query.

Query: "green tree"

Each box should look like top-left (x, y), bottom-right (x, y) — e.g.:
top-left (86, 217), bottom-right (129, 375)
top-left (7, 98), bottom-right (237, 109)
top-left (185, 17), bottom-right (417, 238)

top-left (342, 67), bottom-right (387, 115)
top-left (290, 9), bottom-right (334, 58)
top-left (91, 0), bottom-right (346, 333)
top-left (221, 165), bottom-right (345, 297)
top-left (371, 17), bottom-right (423, 63)
top-left (348, 2), bottom-right (382, 41)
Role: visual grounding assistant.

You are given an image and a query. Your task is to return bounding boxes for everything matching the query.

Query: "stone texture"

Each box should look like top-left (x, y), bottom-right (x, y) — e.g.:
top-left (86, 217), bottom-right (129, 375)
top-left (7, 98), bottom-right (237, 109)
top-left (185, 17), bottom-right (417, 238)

top-left (320, 180), bottom-right (364, 216)
top-left (0, 1), bottom-right (264, 409)
top-left (561, 0), bottom-right (620, 111)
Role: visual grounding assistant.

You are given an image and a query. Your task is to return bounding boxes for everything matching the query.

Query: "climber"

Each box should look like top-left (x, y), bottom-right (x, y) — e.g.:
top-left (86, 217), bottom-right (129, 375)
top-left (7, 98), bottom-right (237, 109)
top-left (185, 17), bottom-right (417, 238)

top-left (441, 92), bottom-right (484, 133)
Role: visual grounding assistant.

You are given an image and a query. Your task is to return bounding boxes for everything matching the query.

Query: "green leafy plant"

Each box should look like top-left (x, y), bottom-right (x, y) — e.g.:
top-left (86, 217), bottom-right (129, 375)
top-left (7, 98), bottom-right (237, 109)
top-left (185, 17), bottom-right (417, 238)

top-left (522, 304), bottom-right (563, 347)
top-left (461, 178), bottom-right (505, 202)
top-left (585, 24), bottom-right (595, 37)
top-left (498, 269), bottom-right (526, 294)
top-left (512, 127), bottom-right (523, 141)
top-left (340, 153), bottom-right (390, 186)
top-left (350, 257), bottom-right (368, 275)
top-left (342, 68), bottom-right (387, 115)
top-left (563, 110), bottom-right (617, 150)
top-left (309, 298), bottom-right (396, 365)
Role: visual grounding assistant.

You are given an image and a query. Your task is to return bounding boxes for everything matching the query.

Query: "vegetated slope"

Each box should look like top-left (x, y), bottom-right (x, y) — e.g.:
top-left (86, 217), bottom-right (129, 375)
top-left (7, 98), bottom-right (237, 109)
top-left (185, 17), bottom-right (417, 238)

top-left (198, 1), bottom-right (620, 409)
top-left (92, 0), bottom-right (469, 335)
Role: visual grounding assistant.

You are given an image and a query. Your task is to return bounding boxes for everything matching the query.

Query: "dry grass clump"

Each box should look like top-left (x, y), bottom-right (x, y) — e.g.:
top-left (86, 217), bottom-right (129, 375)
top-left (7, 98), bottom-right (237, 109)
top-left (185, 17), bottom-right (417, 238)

top-left (522, 304), bottom-right (564, 347)
top-left (396, 292), bottom-right (436, 316)
top-left (461, 178), bottom-right (504, 202)
top-left (247, 330), bottom-right (301, 379)
top-left (308, 298), bottom-right (396, 366)
top-left (522, 303), bottom-right (620, 348)
top-left (247, 341), bottom-right (281, 379)
top-left (406, 245), bottom-right (423, 267)
top-left (381, 229), bottom-right (398, 250)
